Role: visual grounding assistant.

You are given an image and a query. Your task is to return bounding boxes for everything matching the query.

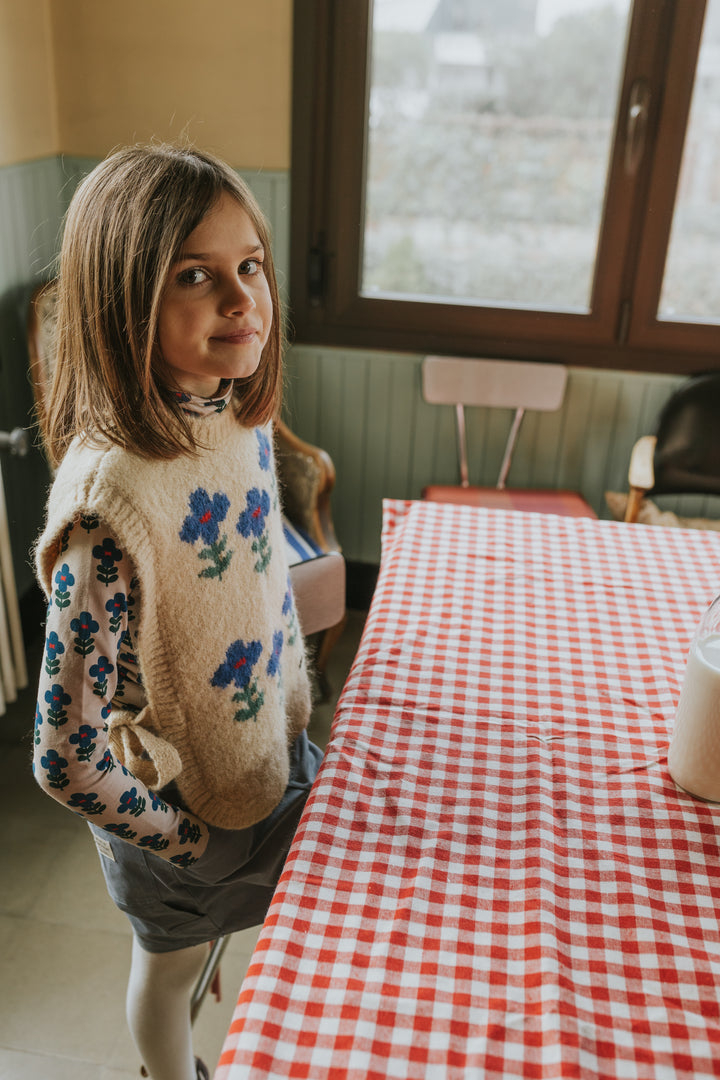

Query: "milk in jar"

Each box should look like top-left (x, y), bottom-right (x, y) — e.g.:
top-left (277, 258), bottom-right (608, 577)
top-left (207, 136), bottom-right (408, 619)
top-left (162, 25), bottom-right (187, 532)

top-left (668, 632), bottom-right (720, 802)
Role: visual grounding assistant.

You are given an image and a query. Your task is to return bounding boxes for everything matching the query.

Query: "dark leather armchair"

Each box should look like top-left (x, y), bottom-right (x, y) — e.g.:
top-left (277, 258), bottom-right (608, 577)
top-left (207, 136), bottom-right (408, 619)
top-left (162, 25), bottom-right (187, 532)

top-left (624, 371), bottom-right (720, 523)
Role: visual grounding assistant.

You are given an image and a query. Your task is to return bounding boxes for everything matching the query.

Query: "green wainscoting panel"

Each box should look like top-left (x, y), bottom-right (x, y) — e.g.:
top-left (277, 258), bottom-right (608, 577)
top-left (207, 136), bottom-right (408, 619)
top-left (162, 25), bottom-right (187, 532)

top-left (284, 349), bottom-right (720, 565)
top-left (1, 155), bottom-right (716, 617)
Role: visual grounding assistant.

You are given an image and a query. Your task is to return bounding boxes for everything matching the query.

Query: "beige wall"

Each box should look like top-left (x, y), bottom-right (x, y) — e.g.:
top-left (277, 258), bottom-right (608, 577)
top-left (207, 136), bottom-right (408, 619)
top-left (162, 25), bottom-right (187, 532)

top-left (0, 0), bottom-right (292, 169)
top-left (0, 0), bottom-right (58, 165)
top-left (50, 0), bottom-right (292, 168)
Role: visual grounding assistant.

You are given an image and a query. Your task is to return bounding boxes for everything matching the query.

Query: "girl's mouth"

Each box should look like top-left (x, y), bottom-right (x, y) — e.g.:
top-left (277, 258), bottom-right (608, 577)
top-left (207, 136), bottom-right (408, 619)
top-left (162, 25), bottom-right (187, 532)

top-left (213, 329), bottom-right (257, 344)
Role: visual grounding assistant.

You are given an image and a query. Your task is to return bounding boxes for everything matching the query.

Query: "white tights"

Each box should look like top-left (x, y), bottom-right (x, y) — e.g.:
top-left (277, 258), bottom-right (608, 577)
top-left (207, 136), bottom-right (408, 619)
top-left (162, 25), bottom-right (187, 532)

top-left (126, 935), bottom-right (208, 1080)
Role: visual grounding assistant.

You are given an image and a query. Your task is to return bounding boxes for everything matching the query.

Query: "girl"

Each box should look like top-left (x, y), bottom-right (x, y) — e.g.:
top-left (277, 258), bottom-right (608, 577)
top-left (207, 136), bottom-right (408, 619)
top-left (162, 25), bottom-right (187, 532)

top-left (32, 144), bottom-right (322, 1080)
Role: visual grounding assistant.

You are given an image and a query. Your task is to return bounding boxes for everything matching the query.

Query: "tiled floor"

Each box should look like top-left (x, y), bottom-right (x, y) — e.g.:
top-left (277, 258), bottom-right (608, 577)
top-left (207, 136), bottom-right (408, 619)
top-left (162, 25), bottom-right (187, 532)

top-left (0, 612), bottom-right (365, 1080)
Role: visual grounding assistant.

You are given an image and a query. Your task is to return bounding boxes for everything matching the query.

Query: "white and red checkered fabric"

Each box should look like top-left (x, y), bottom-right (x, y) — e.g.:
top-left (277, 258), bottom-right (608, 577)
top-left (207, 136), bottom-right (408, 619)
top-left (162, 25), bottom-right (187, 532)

top-left (217, 500), bottom-right (720, 1080)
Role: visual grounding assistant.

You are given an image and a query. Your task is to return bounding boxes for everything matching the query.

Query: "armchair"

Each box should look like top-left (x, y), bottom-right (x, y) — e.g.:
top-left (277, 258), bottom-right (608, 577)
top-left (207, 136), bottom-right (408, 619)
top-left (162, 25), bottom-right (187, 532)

top-left (622, 371), bottom-right (720, 524)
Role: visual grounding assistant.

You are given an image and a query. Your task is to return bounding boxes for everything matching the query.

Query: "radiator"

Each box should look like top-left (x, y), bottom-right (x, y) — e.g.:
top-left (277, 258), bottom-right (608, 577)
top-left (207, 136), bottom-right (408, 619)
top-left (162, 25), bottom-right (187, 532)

top-left (0, 434), bottom-right (29, 716)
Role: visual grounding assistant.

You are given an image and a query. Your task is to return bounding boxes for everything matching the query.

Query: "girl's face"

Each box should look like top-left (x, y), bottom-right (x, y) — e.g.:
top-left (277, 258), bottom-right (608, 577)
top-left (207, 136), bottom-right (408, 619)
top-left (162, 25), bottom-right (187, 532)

top-left (157, 191), bottom-right (273, 399)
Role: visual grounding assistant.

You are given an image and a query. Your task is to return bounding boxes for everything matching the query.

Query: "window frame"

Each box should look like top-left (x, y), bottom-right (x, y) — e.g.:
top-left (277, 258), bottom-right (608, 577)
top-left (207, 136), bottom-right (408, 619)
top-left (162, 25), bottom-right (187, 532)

top-left (289, 0), bottom-right (719, 375)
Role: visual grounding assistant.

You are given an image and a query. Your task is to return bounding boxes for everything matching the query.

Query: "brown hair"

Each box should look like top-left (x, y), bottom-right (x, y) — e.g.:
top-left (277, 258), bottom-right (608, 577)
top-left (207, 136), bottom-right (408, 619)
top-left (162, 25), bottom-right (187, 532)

top-left (44, 143), bottom-right (283, 466)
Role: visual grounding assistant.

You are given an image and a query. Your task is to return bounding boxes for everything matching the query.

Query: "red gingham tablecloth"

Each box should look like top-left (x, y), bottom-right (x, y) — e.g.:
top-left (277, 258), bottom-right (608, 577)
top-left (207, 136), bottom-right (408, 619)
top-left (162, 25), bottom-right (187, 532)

top-left (216, 500), bottom-right (720, 1080)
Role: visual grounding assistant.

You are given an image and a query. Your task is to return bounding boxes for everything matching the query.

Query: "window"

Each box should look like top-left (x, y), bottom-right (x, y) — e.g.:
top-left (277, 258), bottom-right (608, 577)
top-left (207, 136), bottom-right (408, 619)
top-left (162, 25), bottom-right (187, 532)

top-left (290, 0), bottom-right (720, 374)
top-left (363, 0), bottom-right (630, 313)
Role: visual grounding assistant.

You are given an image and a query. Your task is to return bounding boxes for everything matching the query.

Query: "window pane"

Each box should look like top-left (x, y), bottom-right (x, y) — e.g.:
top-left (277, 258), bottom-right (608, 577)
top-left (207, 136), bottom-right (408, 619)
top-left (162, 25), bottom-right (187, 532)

top-left (361, 0), bottom-right (631, 312)
top-left (659, 1), bottom-right (720, 323)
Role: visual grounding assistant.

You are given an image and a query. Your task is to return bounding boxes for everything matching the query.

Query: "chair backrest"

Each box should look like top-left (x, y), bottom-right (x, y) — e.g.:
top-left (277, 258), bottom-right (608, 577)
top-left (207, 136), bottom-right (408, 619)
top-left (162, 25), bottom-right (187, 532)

top-left (422, 356), bottom-right (567, 489)
top-left (422, 356), bottom-right (566, 411)
top-left (653, 371), bottom-right (720, 497)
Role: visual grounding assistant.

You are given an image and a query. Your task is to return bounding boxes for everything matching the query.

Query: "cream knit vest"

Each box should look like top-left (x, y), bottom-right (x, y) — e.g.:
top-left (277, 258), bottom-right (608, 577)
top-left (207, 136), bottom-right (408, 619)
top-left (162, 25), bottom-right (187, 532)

top-left (35, 409), bottom-right (311, 830)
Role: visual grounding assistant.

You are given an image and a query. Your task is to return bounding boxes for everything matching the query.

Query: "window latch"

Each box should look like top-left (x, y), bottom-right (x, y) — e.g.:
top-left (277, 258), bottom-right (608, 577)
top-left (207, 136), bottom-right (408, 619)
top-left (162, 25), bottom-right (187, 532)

top-left (624, 78), bottom-right (651, 177)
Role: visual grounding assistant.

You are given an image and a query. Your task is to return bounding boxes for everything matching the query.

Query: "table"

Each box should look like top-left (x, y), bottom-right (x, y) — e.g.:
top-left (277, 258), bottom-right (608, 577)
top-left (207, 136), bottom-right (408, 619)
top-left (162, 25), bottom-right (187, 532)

top-left (216, 500), bottom-right (720, 1079)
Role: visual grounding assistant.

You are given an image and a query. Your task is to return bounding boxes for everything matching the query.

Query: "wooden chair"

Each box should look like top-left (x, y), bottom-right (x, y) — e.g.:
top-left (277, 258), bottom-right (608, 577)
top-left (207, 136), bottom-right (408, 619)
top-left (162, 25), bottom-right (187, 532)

top-left (27, 282), bottom-right (346, 671)
top-left (274, 420), bottom-right (346, 675)
top-left (624, 371), bottom-right (720, 523)
top-left (421, 356), bottom-right (597, 518)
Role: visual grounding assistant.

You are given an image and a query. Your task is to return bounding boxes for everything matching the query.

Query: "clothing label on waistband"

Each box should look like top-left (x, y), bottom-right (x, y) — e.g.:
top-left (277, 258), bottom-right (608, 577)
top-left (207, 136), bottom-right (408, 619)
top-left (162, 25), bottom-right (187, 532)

top-left (93, 833), bottom-right (116, 861)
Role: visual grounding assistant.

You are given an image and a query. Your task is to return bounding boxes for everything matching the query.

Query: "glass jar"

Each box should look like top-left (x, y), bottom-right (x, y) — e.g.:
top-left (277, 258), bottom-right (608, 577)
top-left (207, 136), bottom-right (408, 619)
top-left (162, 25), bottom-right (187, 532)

top-left (668, 595), bottom-right (720, 802)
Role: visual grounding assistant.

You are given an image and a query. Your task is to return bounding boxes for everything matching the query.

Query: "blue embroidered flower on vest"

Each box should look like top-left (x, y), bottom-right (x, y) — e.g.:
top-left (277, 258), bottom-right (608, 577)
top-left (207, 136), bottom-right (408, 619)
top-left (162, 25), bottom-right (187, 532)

top-left (267, 630), bottom-right (284, 677)
top-left (180, 488), bottom-right (233, 580)
top-left (282, 579), bottom-right (292, 616)
top-left (44, 631), bottom-right (65, 677)
top-left (257, 428), bottom-right (272, 470)
top-left (212, 638), bottom-right (262, 689)
top-left (69, 724), bottom-right (98, 762)
top-left (237, 488), bottom-right (270, 538)
top-left (237, 488), bottom-right (272, 572)
top-left (211, 638), bottom-right (265, 722)
top-left (282, 575), bottom-right (299, 646)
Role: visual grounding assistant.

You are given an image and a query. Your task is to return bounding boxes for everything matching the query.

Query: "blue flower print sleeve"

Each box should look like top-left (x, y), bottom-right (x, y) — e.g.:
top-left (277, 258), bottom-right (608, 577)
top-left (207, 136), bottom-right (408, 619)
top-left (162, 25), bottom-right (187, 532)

top-left (33, 521), bottom-right (209, 865)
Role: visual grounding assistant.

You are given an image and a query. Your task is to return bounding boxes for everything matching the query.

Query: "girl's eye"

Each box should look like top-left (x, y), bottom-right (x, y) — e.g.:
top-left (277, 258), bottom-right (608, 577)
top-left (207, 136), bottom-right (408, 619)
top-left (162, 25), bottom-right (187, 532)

top-left (239, 258), bottom-right (262, 276)
top-left (177, 267), bottom-right (209, 286)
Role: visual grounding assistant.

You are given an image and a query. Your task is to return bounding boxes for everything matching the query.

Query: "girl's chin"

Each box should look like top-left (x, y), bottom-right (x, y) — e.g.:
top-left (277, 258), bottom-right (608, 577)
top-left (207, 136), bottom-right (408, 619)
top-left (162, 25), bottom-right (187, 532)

top-left (175, 363), bottom-right (261, 398)
top-left (229, 359), bottom-right (263, 381)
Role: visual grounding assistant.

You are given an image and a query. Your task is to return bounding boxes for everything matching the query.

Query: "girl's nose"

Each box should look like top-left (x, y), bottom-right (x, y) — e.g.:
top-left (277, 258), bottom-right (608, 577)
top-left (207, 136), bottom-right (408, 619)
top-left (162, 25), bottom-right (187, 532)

top-left (221, 277), bottom-right (256, 315)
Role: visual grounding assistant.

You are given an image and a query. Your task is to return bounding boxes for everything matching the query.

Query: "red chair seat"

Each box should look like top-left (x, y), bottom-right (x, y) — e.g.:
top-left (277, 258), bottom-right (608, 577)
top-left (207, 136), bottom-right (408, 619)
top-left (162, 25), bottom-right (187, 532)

top-left (422, 485), bottom-right (597, 519)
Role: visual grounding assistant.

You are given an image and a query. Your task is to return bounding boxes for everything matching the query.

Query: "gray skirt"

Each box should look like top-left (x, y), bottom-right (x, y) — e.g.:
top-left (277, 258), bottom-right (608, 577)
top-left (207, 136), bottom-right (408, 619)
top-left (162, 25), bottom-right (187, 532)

top-left (89, 731), bottom-right (322, 952)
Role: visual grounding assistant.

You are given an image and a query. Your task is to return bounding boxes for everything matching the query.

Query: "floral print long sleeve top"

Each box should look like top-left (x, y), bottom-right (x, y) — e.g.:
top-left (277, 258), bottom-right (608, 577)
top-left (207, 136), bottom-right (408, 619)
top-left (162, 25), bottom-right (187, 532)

top-left (33, 520), bottom-right (208, 864)
top-left (32, 383), bottom-right (236, 865)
